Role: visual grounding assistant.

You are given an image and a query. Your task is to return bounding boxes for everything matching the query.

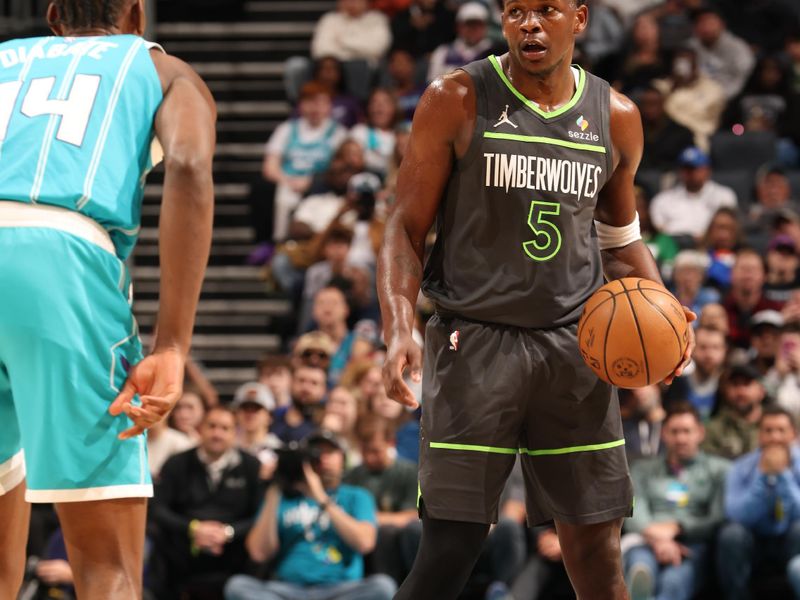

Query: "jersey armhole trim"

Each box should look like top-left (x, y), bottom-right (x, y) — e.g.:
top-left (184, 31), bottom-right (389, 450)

top-left (455, 65), bottom-right (487, 171)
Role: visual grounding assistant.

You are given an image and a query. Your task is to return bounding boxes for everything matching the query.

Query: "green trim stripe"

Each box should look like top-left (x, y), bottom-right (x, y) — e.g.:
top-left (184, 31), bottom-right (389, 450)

top-left (483, 131), bottom-right (606, 154)
top-left (429, 442), bottom-right (518, 454)
top-left (488, 55), bottom-right (586, 119)
top-left (429, 438), bottom-right (625, 456)
top-left (520, 439), bottom-right (626, 457)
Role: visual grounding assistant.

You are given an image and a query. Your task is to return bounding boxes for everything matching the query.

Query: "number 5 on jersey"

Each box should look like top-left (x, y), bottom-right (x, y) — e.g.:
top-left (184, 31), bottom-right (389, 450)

top-left (0, 75), bottom-right (101, 146)
top-left (523, 200), bottom-right (562, 262)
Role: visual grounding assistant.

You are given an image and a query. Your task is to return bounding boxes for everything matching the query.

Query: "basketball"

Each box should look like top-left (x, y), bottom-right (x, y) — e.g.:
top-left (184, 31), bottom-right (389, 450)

top-left (577, 277), bottom-right (689, 388)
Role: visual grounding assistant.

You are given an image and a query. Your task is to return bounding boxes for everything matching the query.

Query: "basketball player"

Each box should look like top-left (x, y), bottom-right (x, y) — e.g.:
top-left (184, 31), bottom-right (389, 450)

top-left (377, 1), bottom-right (695, 598)
top-left (0, 1), bottom-right (215, 598)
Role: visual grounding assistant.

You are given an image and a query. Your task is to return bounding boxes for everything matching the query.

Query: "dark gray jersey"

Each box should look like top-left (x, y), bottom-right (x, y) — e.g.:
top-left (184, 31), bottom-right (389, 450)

top-left (422, 55), bottom-right (614, 329)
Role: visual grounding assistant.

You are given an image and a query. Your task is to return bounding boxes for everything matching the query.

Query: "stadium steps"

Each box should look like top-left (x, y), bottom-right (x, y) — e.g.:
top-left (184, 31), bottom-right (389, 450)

top-left (133, 1), bottom-right (329, 396)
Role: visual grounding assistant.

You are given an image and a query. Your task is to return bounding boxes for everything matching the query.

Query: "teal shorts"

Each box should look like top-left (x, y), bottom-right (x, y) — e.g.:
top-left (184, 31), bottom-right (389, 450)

top-left (0, 226), bottom-right (151, 502)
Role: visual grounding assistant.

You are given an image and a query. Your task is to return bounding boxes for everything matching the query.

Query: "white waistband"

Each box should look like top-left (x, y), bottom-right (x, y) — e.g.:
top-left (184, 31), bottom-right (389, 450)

top-left (0, 201), bottom-right (115, 255)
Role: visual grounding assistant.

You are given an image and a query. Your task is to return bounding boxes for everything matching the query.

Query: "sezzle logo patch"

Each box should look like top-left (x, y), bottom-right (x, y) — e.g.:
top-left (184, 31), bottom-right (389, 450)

top-left (569, 114), bottom-right (599, 142)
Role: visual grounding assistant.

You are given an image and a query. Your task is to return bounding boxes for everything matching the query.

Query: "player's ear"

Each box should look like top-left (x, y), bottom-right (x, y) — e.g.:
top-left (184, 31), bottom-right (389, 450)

top-left (573, 3), bottom-right (588, 36)
top-left (46, 2), bottom-right (64, 36)
top-left (123, 0), bottom-right (146, 36)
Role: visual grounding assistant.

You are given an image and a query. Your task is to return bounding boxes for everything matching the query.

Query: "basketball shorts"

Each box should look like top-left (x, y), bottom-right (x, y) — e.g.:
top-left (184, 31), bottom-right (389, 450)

top-left (0, 202), bottom-right (151, 502)
top-left (419, 312), bottom-right (633, 525)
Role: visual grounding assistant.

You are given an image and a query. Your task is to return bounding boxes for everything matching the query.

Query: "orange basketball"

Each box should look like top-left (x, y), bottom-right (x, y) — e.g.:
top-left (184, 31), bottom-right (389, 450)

top-left (577, 277), bottom-right (689, 388)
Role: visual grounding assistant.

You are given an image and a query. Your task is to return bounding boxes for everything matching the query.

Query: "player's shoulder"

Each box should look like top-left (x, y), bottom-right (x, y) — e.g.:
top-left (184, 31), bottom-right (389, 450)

top-left (608, 86), bottom-right (640, 125)
top-left (414, 69), bottom-right (475, 132)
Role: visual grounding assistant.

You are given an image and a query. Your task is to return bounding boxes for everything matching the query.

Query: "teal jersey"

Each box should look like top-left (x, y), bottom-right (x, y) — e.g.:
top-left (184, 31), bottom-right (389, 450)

top-left (0, 35), bottom-right (164, 259)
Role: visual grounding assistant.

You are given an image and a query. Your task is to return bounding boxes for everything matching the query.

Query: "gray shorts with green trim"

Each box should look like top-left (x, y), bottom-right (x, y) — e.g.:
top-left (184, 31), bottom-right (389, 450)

top-left (419, 313), bottom-right (633, 526)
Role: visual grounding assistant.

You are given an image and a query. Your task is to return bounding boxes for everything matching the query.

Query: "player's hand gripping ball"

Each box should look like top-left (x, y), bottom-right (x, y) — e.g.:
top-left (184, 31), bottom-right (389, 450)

top-left (577, 277), bottom-right (689, 388)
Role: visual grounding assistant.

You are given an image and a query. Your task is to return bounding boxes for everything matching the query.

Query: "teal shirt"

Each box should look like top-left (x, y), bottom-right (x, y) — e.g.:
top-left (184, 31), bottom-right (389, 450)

top-left (0, 35), bottom-right (163, 259)
top-left (626, 452), bottom-right (730, 543)
top-left (276, 484), bottom-right (377, 585)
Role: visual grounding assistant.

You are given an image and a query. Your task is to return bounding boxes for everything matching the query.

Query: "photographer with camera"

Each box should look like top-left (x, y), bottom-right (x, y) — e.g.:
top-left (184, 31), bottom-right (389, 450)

top-left (224, 430), bottom-right (396, 600)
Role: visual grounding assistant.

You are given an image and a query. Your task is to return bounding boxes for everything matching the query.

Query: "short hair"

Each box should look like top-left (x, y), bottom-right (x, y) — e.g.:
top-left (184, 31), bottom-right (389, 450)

top-left (663, 400), bottom-right (702, 425)
top-left (298, 81), bottom-right (332, 101)
top-left (203, 405), bottom-right (236, 423)
top-left (324, 224), bottom-right (354, 246)
top-left (53, 0), bottom-right (130, 29)
top-left (760, 405), bottom-right (797, 429)
top-left (356, 415), bottom-right (396, 442)
top-left (257, 354), bottom-right (291, 375)
top-left (496, 0), bottom-right (586, 9)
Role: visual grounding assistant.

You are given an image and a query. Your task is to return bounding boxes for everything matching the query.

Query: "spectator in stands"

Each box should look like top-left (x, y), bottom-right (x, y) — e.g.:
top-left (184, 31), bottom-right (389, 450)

top-left (322, 385), bottom-right (363, 467)
top-left (638, 85), bottom-right (695, 172)
top-left (308, 56), bottom-right (363, 128)
top-left (653, 47), bottom-right (726, 151)
top-left (612, 14), bottom-right (669, 95)
top-left (297, 226), bottom-right (355, 331)
top-left (669, 250), bottom-right (719, 318)
top-left (225, 430), bottom-right (396, 600)
top-left (704, 364), bottom-right (766, 459)
top-left (725, 55), bottom-right (791, 137)
top-left (623, 402), bottom-right (729, 600)
top-left (391, 0), bottom-right (456, 59)
top-left (748, 310), bottom-right (784, 378)
top-left (698, 302), bottom-right (730, 337)
top-left (649, 147), bottom-right (737, 242)
top-left (688, 7), bottom-right (755, 100)
top-left (148, 417), bottom-right (195, 479)
top-left (717, 406), bottom-right (800, 600)
top-left (723, 248), bottom-right (783, 349)
top-left (232, 382), bottom-right (282, 481)
top-left (621, 385), bottom-right (666, 462)
top-left (349, 88), bottom-right (399, 176)
top-left (343, 416), bottom-right (418, 581)
top-left (312, 286), bottom-right (357, 385)
top-left (666, 326), bottom-right (727, 421)
top-left (746, 166), bottom-right (800, 252)
top-left (764, 234), bottom-right (800, 306)
top-left (150, 407), bottom-right (264, 599)
top-left (291, 330), bottom-right (335, 372)
top-left (169, 390), bottom-right (207, 443)
top-left (702, 206), bottom-right (741, 291)
top-left (637, 185), bottom-right (680, 272)
top-left (261, 82), bottom-right (347, 245)
top-left (765, 322), bottom-right (800, 421)
top-left (426, 2), bottom-right (493, 82)
top-left (385, 48), bottom-right (425, 123)
top-left (576, 0), bottom-right (625, 77)
top-left (271, 364), bottom-right (328, 443)
top-left (257, 355), bottom-right (293, 409)
top-left (311, 0), bottom-right (391, 65)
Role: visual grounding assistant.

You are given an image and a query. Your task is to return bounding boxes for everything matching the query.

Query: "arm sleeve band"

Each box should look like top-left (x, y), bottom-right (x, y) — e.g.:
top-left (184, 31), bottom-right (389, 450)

top-left (594, 212), bottom-right (642, 251)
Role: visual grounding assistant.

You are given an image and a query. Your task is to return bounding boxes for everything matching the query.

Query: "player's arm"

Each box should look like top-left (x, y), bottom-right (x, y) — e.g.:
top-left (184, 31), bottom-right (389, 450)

top-left (110, 54), bottom-right (216, 439)
top-left (596, 89), bottom-right (694, 382)
top-left (594, 89), bottom-right (661, 284)
top-left (377, 72), bottom-right (475, 408)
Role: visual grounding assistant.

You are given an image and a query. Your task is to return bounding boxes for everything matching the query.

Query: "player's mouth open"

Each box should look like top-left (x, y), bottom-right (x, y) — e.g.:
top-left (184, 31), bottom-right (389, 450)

top-left (521, 41), bottom-right (547, 59)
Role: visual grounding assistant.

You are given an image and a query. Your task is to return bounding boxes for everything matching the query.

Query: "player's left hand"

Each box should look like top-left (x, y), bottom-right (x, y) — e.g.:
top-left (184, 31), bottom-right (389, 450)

top-left (663, 306), bottom-right (697, 385)
top-left (109, 348), bottom-right (186, 439)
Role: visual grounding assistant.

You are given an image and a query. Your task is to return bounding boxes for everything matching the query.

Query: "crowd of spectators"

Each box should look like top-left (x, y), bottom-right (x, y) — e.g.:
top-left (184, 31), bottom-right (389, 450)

top-left (19, 0), bottom-right (800, 599)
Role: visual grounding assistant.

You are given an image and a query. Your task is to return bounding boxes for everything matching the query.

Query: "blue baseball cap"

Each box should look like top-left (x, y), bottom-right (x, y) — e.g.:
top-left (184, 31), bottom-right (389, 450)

top-left (678, 146), bottom-right (710, 168)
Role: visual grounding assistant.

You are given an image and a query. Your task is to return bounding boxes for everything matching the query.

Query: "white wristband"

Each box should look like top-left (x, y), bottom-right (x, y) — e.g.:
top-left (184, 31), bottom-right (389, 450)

top-left (594, 212), bottom-right (642, 251)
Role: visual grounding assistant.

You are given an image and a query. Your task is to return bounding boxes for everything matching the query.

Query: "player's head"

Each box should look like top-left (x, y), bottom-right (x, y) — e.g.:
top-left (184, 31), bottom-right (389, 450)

top-left (498, 0), bottom-right (588, 77)
top-left (47, 0), bottom-right (145, 37)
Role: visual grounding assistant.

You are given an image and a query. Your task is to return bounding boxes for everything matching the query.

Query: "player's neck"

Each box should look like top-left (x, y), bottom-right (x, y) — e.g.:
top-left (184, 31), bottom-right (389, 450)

top-left (61, 26), bottom-right (121, 37)
top-left (502, 54), bottom-right (576, 112)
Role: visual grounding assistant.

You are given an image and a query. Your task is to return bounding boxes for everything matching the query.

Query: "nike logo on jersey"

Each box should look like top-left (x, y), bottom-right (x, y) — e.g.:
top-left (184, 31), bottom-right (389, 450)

top-left (493, 105), bottom-right (518, 129)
